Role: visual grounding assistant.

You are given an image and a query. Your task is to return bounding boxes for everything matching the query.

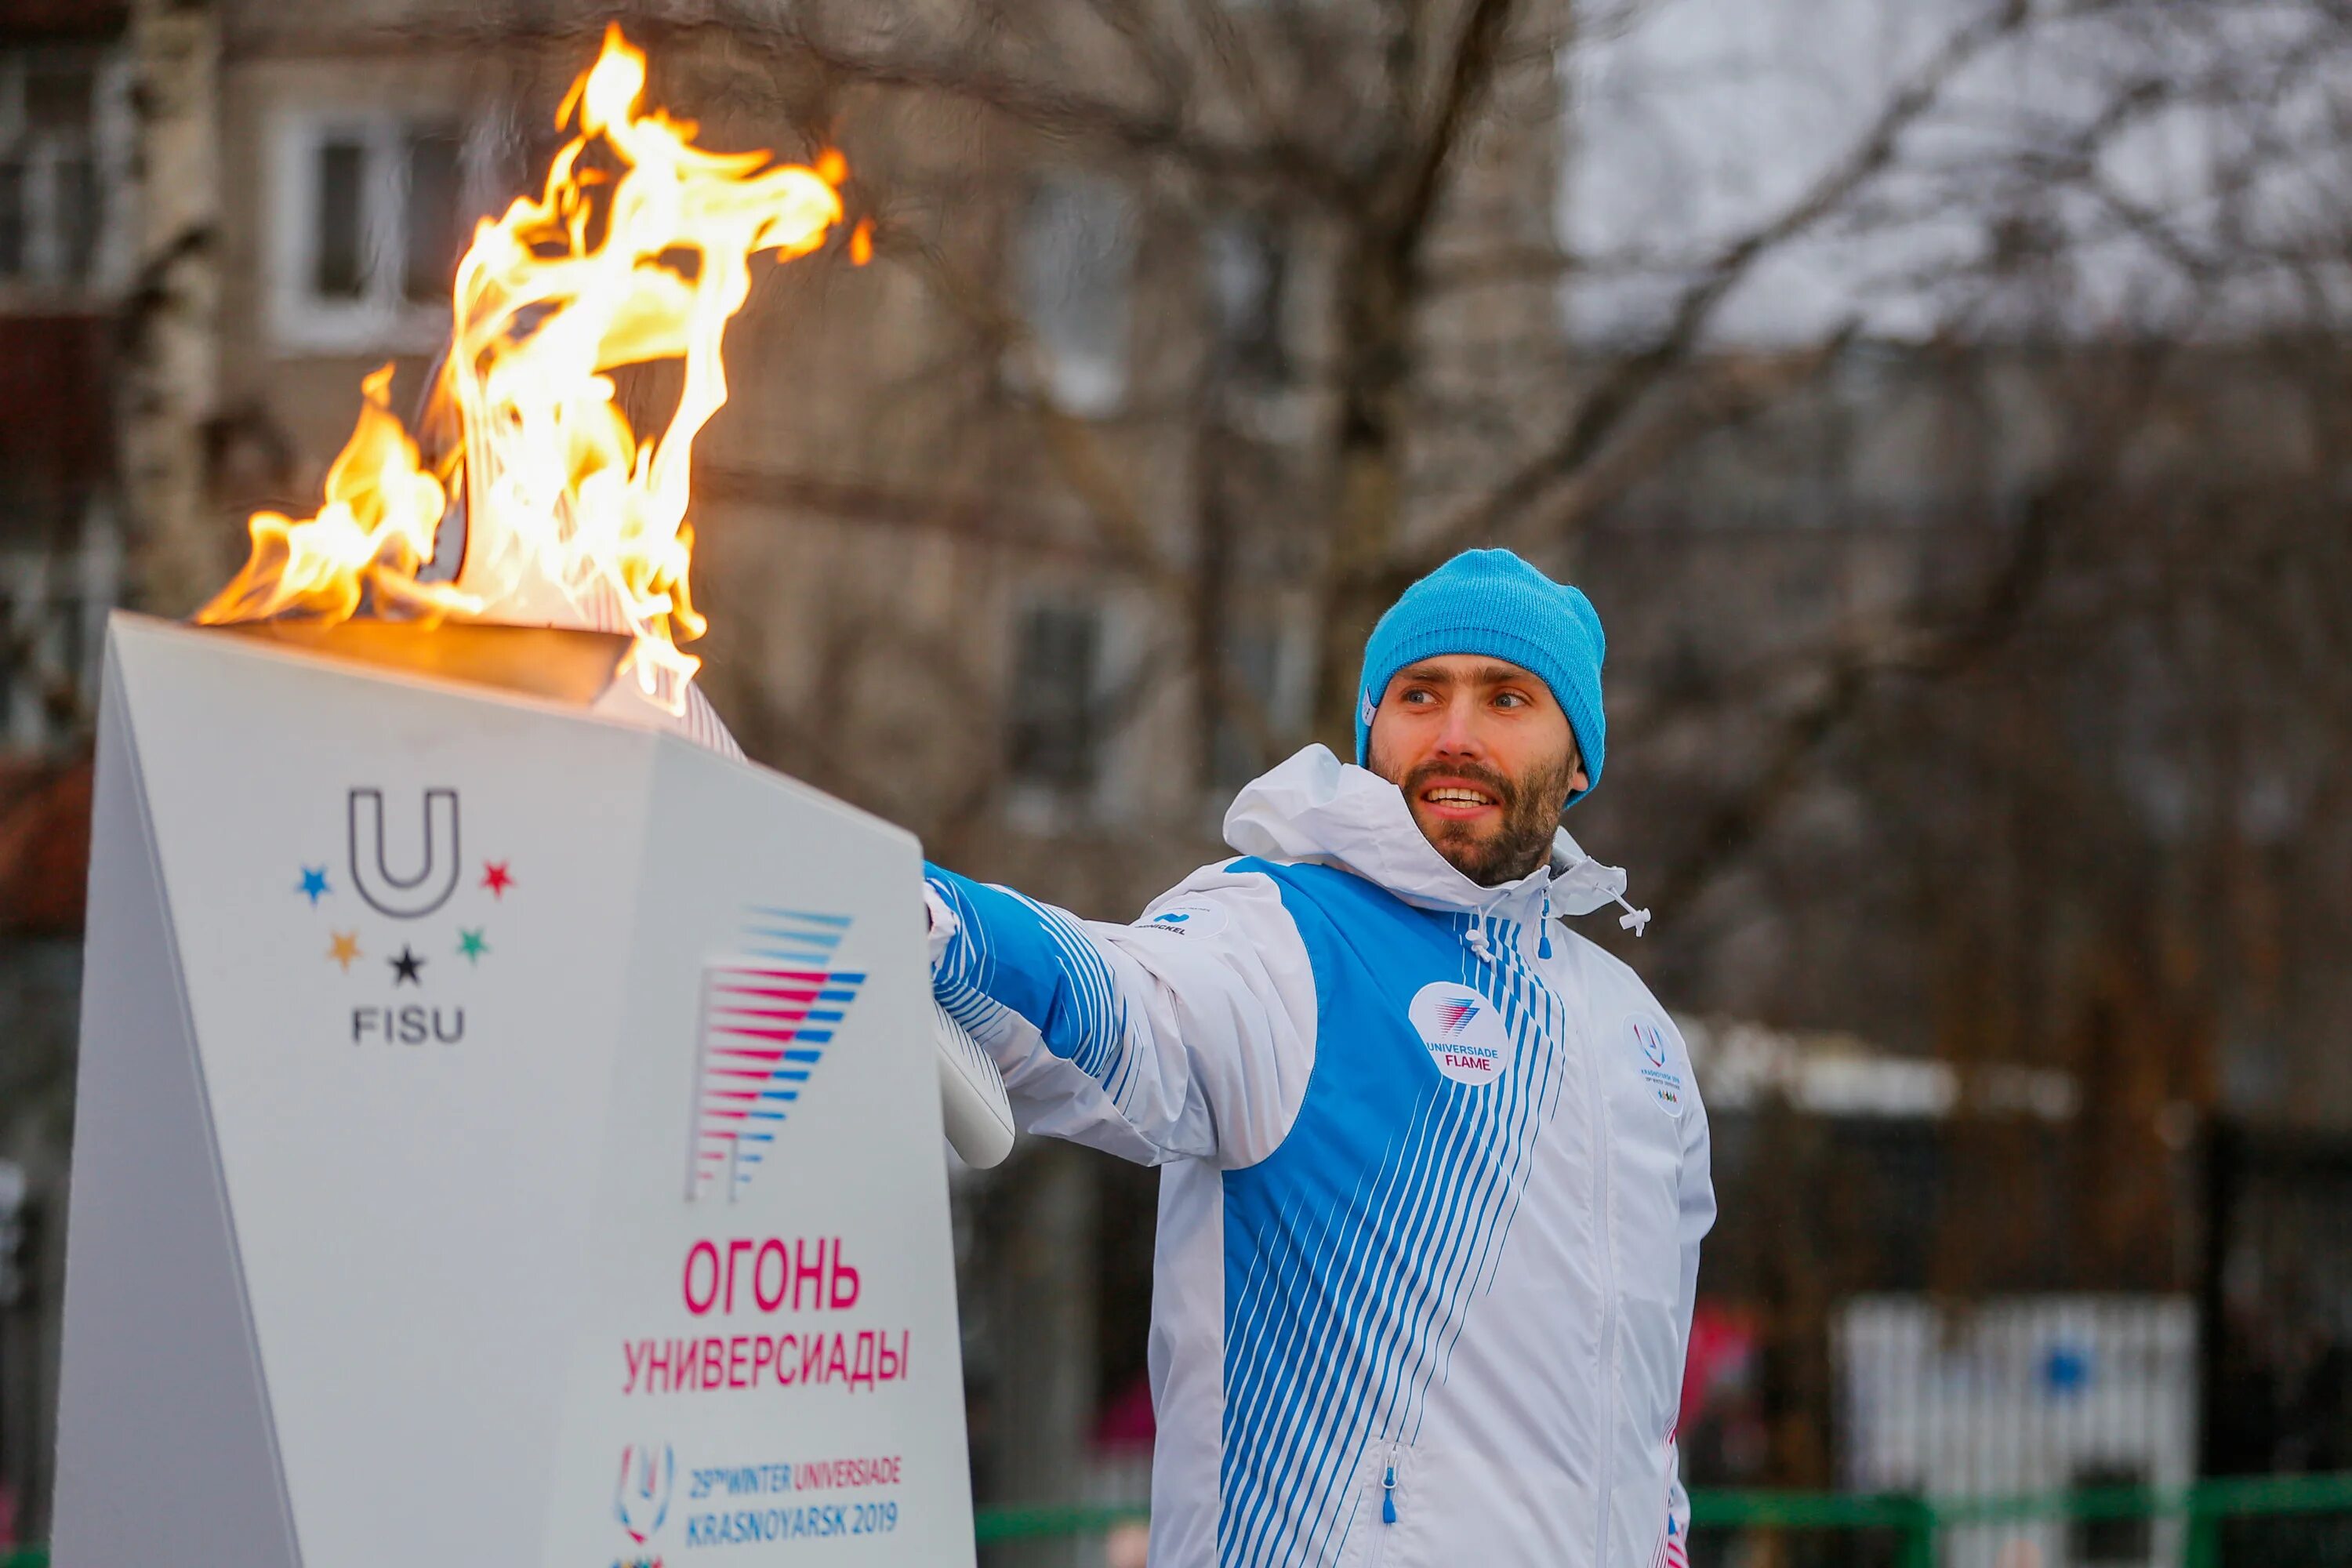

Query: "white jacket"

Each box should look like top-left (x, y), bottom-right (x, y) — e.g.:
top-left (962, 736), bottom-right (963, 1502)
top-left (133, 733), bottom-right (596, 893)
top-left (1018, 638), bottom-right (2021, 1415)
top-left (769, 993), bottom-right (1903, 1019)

top-left (924, 746), bottom-right (1712, 1568)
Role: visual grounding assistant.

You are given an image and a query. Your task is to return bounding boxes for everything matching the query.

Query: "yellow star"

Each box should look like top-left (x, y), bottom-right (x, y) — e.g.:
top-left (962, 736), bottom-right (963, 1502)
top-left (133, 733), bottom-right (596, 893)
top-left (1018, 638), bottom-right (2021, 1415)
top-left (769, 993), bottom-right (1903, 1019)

top-left (328, 931), bottom-right (361, 972)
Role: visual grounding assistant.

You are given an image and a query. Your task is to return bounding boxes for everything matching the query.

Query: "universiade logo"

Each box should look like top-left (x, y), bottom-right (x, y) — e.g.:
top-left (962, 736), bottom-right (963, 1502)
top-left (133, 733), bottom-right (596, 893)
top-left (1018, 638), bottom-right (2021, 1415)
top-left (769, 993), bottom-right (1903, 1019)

top-left (689, 909), bottom-right (869, 1202)
top-left (615, 1441), bottom-right (676, 1545)
top-left (1628, 1014), bottom-right (1686, 1118)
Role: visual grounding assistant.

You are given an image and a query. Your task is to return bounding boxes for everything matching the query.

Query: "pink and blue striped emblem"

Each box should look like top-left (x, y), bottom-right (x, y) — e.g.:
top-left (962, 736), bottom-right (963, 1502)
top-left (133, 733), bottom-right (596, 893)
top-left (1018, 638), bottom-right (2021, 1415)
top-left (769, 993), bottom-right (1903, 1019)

top-left (1436, 997), bottom-right (1481, 1038)
top-left (689, 908), bottom-right (866, 1201)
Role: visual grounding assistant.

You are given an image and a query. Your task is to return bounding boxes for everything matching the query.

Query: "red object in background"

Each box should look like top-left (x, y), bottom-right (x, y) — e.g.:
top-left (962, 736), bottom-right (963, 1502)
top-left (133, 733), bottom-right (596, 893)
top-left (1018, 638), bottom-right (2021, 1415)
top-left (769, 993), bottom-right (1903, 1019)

top-left (1094, 1373), bottom-right (1156, 1454)
top-left (0, 756), bottom-right (92, 938)
top-left (0, 317), bottom-right (113, 494)
top-left (1681, 1300), bottom-right (1759, 1435)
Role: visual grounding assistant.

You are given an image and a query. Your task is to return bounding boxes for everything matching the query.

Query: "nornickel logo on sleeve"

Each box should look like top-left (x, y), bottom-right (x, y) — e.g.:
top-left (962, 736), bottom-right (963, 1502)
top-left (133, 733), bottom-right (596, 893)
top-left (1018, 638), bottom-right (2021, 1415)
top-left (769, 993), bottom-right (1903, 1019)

top-left (1410, 981), bottom-right (1516, 1086)
top-left (1628, 1013), bottom-right (1686, 1116)
top-left (1141, 898), bottom-right (1228, 938)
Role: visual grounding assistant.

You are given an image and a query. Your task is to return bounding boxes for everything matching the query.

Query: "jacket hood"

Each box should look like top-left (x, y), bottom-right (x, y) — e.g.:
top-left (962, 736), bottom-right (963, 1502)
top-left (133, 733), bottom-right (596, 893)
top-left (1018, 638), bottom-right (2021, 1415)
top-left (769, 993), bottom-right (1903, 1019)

top-left (1223, 745), bottom-right (1650, 936)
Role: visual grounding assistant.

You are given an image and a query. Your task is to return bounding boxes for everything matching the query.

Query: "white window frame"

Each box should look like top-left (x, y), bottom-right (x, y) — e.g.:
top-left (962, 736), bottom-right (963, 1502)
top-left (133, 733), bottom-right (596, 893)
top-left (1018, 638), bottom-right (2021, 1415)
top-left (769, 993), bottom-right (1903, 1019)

top-left (266, 109), bottom-right (470, 355)
top-left (0, 45), bottom-right (134, 303)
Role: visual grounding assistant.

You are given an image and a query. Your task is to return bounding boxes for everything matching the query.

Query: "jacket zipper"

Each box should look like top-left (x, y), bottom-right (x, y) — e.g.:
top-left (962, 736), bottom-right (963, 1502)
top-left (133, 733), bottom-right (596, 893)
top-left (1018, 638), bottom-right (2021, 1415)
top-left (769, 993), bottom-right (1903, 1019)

top-left (1366, 1442), bottom-right (1399, 1568)
top-left (1453, 909), bottom-right (1618, 1559)
top-left (1516, 913), bottom-right (1620, 1558)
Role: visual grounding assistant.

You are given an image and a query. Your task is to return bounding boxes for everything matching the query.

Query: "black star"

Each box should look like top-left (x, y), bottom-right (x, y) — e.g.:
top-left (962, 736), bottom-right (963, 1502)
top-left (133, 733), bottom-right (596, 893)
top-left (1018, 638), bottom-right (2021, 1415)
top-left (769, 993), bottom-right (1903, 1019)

top-left (389, 945), bottom-right (425, 986)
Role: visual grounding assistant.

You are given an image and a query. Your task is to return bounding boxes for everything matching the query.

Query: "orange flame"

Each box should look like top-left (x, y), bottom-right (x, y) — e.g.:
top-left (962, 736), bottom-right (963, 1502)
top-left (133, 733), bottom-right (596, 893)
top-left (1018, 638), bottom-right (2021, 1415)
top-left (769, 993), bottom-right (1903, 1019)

top-left (198, 25), bottom-right (846, 710)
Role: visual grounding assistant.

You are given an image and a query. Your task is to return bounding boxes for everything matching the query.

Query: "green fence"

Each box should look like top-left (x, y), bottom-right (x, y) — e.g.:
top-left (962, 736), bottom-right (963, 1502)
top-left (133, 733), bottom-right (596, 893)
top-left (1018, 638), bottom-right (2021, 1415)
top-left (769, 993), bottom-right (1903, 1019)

top-left (970, 1470), bottom-right (2352, 1563)
top-left (5, 1476), bottom-right (2349, 1565)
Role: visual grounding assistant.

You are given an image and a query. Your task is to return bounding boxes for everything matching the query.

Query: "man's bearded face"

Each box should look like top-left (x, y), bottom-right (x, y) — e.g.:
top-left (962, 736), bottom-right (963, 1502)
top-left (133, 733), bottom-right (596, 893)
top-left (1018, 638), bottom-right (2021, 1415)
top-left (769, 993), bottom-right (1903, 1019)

top-left (1365, 656), bottom-right (1587, 888)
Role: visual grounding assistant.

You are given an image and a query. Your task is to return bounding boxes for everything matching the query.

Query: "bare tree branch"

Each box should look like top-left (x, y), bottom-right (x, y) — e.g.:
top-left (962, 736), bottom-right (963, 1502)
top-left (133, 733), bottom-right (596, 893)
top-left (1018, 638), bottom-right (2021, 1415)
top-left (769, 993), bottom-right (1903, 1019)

top-left (1411, 0), bottom-right (2034, 572)
top-left (768, 4), bottom-right (1348, 202)
top-left (1642, 334), bottom-right (2181, 920)
top-left (1385, 0), bottom-right (1520, 262)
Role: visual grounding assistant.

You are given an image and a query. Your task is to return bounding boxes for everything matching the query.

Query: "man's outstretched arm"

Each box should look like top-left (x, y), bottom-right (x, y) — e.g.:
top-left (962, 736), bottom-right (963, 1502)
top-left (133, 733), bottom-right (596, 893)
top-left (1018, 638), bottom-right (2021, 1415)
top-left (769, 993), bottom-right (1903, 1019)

top-left (923, 863), bottom-right (1317, 1168)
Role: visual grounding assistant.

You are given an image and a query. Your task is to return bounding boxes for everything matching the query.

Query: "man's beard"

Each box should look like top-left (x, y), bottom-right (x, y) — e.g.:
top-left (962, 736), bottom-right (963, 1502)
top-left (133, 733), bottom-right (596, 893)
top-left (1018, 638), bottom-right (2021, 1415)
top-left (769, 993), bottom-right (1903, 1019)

top-left (1398, 753), bottom-right (1577, 887)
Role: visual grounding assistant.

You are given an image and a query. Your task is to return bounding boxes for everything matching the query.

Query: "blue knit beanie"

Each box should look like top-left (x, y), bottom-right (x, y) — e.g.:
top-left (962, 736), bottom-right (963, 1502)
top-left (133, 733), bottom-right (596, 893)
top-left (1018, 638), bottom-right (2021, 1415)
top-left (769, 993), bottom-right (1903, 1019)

top-left (1354, 548), bottom-right (1607, 808)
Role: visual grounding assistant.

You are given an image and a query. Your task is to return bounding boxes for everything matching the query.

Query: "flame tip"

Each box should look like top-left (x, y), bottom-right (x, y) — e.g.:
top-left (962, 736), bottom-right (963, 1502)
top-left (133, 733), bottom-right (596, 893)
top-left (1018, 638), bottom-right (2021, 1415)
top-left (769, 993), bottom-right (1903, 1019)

top-left (198, 26), bottom-right (848, 702)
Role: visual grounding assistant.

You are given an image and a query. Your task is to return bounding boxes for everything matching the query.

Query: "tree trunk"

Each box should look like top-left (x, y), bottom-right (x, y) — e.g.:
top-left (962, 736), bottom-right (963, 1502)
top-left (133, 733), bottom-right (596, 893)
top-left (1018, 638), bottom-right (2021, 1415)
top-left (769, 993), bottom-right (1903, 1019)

top-left (1312, 232), bottom-right (1414, 753)
top-left (1192, 418), bottom-right (1235, 796)
top-left (120, 0), bottom-right (223, 616)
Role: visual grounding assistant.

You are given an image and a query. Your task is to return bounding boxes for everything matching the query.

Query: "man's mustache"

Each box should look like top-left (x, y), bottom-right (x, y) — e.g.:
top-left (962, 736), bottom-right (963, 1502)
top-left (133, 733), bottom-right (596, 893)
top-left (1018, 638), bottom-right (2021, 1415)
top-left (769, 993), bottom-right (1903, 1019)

top-left (1402, 758), bottom-right (1519, 813)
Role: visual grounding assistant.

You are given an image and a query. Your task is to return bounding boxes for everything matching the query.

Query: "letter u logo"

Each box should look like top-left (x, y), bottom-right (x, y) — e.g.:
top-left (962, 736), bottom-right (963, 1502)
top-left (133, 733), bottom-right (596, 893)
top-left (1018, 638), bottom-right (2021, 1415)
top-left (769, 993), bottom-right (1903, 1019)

top-left (347, 787), bottom-right (461, 919)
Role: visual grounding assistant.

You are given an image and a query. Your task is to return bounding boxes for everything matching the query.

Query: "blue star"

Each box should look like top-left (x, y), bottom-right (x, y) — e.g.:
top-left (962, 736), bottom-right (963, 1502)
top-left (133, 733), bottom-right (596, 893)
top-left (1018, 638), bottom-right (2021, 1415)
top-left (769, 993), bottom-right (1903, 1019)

top-left (297, 866), bottom-right (331, 906)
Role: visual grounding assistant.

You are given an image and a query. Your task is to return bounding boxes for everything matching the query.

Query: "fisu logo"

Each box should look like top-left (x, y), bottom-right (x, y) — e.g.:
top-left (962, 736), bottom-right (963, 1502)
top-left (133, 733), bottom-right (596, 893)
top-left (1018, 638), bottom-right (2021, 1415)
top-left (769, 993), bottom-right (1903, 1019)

top-left (1409, 981), bottom-right (1515, 1086)
top-left (347, 787), bottom-right (460, 919)
top-left (288, 785), bottom-right (506, 1050)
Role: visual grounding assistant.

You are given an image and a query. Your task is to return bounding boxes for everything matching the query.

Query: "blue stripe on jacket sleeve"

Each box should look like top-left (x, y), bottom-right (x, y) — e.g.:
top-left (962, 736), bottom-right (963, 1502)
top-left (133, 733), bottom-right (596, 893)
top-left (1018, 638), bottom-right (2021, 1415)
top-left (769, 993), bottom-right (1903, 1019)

top-left (926, 863), bottom-right (1129, 1087)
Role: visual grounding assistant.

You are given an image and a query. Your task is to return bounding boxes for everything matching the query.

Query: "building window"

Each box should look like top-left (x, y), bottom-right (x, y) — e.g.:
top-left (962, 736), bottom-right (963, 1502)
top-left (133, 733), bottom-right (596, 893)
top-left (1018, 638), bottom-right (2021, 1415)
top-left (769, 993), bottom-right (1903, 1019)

top-left (310, 137), bottom-right (368, 299)
top-left (1007, 603), bottom-right (1102, 791)
top-left (0, 48), bottom-right (122, 292)
top-left (1206, 217), bottom-right (1289, 384)
top-left (1014, 172), bottom-right (1134, 416)
top-left (270, 113), bottom-right (472, 352)
top-left (402, 129), bottom-right (465, 303)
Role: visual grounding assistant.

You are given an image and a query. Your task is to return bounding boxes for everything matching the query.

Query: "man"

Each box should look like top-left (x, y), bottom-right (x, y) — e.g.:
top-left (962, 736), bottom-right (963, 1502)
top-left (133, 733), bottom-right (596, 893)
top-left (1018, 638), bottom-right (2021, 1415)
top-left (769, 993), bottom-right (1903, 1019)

top-left (925, 549), bottom-right (1712, 1567)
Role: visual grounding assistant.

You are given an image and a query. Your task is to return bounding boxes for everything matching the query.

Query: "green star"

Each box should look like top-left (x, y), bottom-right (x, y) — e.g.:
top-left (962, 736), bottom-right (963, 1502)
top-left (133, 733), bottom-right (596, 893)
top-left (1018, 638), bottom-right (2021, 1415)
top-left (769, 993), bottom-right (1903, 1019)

top-left (457, 927), bottom-right (489, 965)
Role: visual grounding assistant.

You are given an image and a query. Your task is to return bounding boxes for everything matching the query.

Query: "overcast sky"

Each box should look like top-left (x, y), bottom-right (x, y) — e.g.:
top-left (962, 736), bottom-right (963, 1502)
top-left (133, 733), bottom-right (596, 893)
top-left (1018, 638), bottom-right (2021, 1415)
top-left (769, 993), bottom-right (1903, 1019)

top-left (1559, 0), bottom-right (2352, 344)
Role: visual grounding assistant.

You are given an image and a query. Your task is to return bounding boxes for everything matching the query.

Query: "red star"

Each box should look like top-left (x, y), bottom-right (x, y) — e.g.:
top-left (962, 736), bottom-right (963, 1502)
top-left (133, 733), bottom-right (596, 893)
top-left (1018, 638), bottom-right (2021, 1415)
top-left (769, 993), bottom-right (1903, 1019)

top-left (481, 860), bottom-right (515, 898)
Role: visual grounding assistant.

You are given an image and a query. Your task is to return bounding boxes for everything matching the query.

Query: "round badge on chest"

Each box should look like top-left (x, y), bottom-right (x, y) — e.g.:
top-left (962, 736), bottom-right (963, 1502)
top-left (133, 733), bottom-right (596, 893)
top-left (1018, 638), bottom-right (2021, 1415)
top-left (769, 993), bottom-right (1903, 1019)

top-left (1409, 981), bottom-right (1516, 1086)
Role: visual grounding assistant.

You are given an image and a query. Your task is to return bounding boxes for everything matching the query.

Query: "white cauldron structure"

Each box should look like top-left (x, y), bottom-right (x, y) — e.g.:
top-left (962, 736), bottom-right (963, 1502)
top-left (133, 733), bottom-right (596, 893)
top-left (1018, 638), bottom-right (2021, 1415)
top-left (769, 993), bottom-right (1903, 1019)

top-left (53, 614), bottom-right (1002, 1567)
